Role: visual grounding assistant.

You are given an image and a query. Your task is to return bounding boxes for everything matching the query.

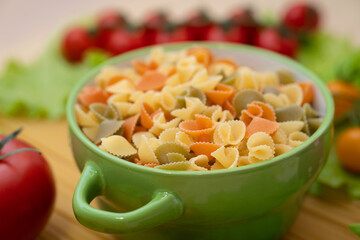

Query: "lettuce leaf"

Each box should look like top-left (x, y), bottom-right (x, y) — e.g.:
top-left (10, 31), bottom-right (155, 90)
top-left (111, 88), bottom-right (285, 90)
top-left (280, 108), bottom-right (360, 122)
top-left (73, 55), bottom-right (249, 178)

top-left (297, 33), bottom-right (355, 83)
top-left (0, 40), bottom-right (108, 119)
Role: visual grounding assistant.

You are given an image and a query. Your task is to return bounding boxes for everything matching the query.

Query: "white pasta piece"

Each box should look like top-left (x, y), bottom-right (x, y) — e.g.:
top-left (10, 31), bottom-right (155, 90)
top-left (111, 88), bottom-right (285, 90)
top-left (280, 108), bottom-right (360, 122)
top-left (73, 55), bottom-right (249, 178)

top-left (189, 155), bottom-right (209, 171)
top-left (95, 66), bottom-right (123, 88)
top-left (176, 56), bottom-right (200, 83)
top-left (211, 146), bottom-right (239, 169)
top-left (272, 128), bottom-right (288, 144)
top-left (213, 120), bottom-right (246, 146)
top-left (171, 97), bottom-right (206, 120)
top-left (281, 84), bottom-right (303, 105)
top-left (279, 121), bottom-right (305, 136)
top-left (100, 135), bottom-right (137, 157)
top-left (234, 67), bottom-right (260, 91)
top-left (132, 132), bottom-right (156, 149)
top-left (275, 144), bottom-right (293, 156)
top-left (288, 131), bottom-right (309, 147)
top-left (159, 128), bottom-right (181, 143)
top-left (105, 79), bottom-right (135, 94)
top-left (75, 104), bottom-right (98, 127)
top-left (138, 135), bottom-right (160, 164)
top-left (256, 72), bottom-right (279, 87)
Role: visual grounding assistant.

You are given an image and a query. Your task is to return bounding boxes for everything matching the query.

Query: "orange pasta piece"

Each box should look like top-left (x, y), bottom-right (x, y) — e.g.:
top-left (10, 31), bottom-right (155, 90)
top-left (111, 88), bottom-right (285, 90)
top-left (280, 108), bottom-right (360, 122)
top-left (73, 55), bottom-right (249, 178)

top-left (167, 66), bottom-right (177, 77)
top-left (134, 126), bottom-right (147, 133)
top-left (78, 86), bottom-right (108, 107)
top-left (205, 84), bottom-right (235, 106)
top-left (196, 134), bottom-right (212, 142)
top-left (298, 82), bottom-right (314, 105)
top-left (245, 117), bottom-right (280, 138)
top-left (252, 101), bottom-right (276, 122)
top-left (140, 102), bottom-right (155, 129)
top-left (190, 142), bottom-right (221, 160)
top-left (123, 113), bottom-right (140, 141)
top-left (212, 58), bottom-right (238, 69)
top-left (179, 115), bottom-right (216, 140)
top-left (135, 71), bottom-right (167, 91)
top-left (240, 104), bottom-right (263, 126)
top-left (105, 75), bottom-right (126, 87)
top-left (187, 47), bottom-right (213, 67)
top-left (132, 60), bottom-right (158, 75)
top-left (222, 100), bottom-right (237, 117)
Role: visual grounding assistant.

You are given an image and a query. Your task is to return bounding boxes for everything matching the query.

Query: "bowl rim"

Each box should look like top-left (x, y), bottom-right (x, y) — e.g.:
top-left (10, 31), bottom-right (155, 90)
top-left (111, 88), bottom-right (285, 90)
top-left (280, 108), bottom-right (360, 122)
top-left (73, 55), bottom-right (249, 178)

top-left (66, 42), bottom-right (334, 176)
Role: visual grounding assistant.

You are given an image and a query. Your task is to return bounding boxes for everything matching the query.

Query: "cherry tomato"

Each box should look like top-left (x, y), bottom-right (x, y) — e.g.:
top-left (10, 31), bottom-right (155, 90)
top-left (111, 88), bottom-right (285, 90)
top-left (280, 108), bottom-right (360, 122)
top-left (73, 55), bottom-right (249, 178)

top-left (226, 26), bottom-right (248, 44)
top-left (185, 9), bottom-right (213, 40)
top-left (280, 37), bottom-right (299, 58)
top-left (229, 8), bottom-right (255, 26)
top-left (204, 25), bottom-right (227, 42)
top-left (0, 129), bottom-right (55, 240)
top-left (283, 3), bottom-right (319, 32)
top-left (97, 9), bottom-right (127, 30)
top-left (61, 27), bottom-right (94, 62)
top-left (170, 27), bottom-right (192, 42)
top-left (336, 127), bottom-right (360, 174)
top-left (144, 11), bottom-right (168, 30)
top-left (102, 29), bottom-right (132, 55)
top-left (327, 81), bottom-right (360, 120)
top-left (255, 28), bottom-right (283, 53)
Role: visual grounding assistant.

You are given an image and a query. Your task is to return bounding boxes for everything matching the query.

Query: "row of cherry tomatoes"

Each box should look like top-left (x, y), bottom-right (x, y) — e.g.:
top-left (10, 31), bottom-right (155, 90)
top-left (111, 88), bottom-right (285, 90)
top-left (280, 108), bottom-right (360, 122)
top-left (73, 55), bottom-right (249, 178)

top-left (62, 2), bottom-right (319, 62)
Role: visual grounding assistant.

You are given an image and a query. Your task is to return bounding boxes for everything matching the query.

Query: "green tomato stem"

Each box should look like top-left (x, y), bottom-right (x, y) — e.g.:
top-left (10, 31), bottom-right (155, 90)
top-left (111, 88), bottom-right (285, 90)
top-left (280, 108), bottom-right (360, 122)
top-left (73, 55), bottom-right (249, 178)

top-left (0, 148), bottom-right (41, 161)
top-left (0, 128), bottom-right (22, 150)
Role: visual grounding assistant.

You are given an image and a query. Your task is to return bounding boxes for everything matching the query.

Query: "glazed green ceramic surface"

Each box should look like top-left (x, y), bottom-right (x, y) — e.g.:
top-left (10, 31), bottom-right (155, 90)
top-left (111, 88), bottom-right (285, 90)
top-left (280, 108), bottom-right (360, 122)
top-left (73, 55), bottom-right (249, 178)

top-left (68, 43), bottom-right (334, 240)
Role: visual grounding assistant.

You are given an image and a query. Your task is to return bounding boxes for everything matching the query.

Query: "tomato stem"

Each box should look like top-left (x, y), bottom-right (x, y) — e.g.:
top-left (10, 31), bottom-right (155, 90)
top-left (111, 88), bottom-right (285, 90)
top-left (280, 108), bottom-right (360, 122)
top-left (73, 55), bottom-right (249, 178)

top-left (0, 128), bottom-right (22, 150)
top-left (0, 148), bottom-right (41, 160)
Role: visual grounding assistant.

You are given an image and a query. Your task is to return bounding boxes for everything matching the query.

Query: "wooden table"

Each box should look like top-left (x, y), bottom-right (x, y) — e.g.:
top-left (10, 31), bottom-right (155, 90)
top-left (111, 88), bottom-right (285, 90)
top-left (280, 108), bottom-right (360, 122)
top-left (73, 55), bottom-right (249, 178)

top-left (1, 117), bottom-right (359, 240)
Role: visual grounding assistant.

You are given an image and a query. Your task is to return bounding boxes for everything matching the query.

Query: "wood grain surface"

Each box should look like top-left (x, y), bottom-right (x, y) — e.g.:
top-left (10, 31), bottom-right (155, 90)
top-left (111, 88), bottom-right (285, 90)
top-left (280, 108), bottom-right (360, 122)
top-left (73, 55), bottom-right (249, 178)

top-left (0, 117), bottom-right (359, 240)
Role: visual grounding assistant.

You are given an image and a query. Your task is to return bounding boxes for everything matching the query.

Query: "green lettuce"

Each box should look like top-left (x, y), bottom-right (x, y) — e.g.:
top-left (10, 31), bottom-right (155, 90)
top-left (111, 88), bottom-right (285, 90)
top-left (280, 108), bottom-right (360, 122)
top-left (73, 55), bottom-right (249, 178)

top-left (0, 40), bottom-right (108, 119)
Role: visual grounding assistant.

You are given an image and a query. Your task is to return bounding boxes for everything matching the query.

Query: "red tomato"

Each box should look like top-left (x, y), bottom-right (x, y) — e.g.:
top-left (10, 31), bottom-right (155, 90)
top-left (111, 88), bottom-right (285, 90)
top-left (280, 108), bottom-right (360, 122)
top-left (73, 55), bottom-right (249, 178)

top-left (97, 9), bottom-right (127, 30)
top-left (204, 25), bottom-right (227, 42)
top-left (0, 129), bottom-right (55, 240)
top-left (61, 27), bottom-right (94, 62)
top-left (102, 29), bottom-right (132, 55)
top-left (282, 3), bottom-right (319, 32)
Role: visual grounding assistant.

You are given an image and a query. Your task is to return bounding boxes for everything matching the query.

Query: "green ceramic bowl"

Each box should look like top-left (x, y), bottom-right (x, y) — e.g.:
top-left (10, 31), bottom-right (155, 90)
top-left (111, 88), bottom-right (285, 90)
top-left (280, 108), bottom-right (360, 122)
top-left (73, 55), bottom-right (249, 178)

top-left (67, 42), bottom-right (334, 240)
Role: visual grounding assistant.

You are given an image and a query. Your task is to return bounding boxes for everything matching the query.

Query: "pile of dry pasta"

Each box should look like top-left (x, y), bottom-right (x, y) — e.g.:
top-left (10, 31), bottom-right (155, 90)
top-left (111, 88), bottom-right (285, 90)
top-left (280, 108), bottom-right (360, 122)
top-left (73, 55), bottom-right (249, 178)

top-left (75, 46), bottom-right (323, 171)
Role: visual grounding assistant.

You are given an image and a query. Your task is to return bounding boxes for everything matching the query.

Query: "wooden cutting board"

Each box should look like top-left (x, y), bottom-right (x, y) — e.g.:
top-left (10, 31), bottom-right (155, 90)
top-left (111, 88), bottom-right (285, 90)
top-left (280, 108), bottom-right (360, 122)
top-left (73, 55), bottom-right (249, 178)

top-left (1, 117), bottom-right (359, 240)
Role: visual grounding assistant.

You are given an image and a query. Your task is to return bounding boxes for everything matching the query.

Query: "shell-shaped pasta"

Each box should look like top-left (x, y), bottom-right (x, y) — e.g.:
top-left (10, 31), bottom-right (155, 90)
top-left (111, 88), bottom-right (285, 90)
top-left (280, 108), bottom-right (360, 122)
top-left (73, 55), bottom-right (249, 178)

top-left (211, 146), bottom-right (239, 169)
top-left (107, 92), bottom-right (129, 104)
top-left (149, 112), bottom-right (181, 136)
top-left (94, 120), bottom-right (124, 144)
top-left (213, 120), bottom-right (246, 146)
top-left (154, 142), bottom-right (190, 164)
top-left (105, 79), bottom-right (135, 94)
top-left (165, 73), bottom-right (181, 86)
top-left (155, 162), bottom-right (192, 170)
top-left (132, 131), bottom-right (156, 149)
top-left (288, 131), bottom-right (309, 147)
top-left (275, 144), bottom-right (293, 156)
top-left (262, 86), bottom-right (281, 95)
top-left (89, 103), bottom-right (119, 122)
top-left (193, 75), bottom-right (222, 91)
top-left (205, 83), bottom-right (235, 106)
top-left (275, 105), bottom-right (303, 122)
top-left (281, 84), bottom-right (303, 105)
top-left (140, 102), bottom-right (156, 129)
top-left (233, 89), bottom-right (265, 116)
top-left (128, 91), bottom-right (155, 115)
top-left (190, 142), bottom-right (221, 160)
top-left (247, 132), bottom-right (275, 149)
top-left (95, 66), bottom-right (124, 88)
top-left (75, 104), bottom-right (98, 127)
top-left (171, 97), bottom-right (206, 120)
top-left (277, 70), bottom-right (295, 85)
top-left (147, 47), bottom-right (164, 65)
top-left (248, 145), bottom-right (274, 160)
top-left (264, 93), bottom-right (291, 109)
top-left (208, 59), bottom-right (237, 76)
top-left (238, 156), bottom-right (251, 166)
top-left (166, 152), bottom-right (187, 162)
top-left (159, 88), bottom-right (177, 111)
top-left (175, 131), bottom-right (194, 148)
top-left (234, 67), bottom-right (260, 91)
top-left (138, 135), bottom-right (160, 164)
top-left (240, 101), bottom-right (276, 126)
top-left (272, 128), bottom-right (288, 144)
top-left (82, 126), bottom-right (99, 142)
top-left (175, 87), bottom-right (206, 109)
top-left (123, 113), bottom-right (140, 141)
top-left (189, 155), bottom-right (209, 171)
top-left (256, 72), bottom-right (279, 87)
top-left (177, 56), bottom-right (200, 83)
top-left (245, 117), bottom-right (280, 138)
top-left (100, 135), bottom-right (137, 157)
top-left (279, 121), bottom-right (305, 136)
top-left (159, 128), bottom-right (181, 143)
top-left (112, 102), bottom-right (133, 118)
top-left (179, 115), bottom-right (216, 140)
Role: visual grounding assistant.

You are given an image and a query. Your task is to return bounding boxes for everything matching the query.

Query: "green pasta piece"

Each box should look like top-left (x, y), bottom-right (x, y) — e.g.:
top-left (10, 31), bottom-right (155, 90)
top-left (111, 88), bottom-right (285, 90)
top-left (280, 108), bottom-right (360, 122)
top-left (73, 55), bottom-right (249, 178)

top-left (155, 162), bottom-right (191, 171)
top-left (154, 142), bottom-right (190, 164)
top-left (275, 105), bottom-right (303, 122)
top-left (166, 152), bottom-right (187, 162)
top-left (277, 70), bottom-right (295, 85)
top-left (89, 103), bottom-right (118, 122)
top-left (175, 87), bottom-right (206, 108)
top-left (233, 89), bottom-right (265, 116)
top-left (220, 71), bottom-right (238, 86)
top-left (94, 120), bottom-right (124, 144)
top-left (262, 86), bottom-right (281, 95)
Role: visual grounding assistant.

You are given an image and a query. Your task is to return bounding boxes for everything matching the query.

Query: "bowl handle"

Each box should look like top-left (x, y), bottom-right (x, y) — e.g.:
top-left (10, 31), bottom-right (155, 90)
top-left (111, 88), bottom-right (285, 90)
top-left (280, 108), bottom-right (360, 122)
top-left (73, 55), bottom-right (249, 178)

top-left (72, 161), bottom-right (184, 234)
